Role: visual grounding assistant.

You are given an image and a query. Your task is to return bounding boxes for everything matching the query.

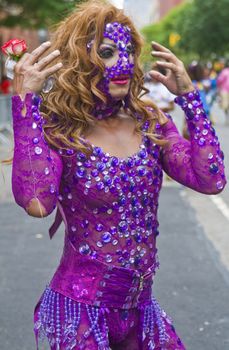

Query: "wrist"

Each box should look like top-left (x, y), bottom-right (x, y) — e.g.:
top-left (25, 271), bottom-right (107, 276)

top-left (174, 89), bottom-right (205, 121)
top-left (16, 90), bottom-right (38, 101)
top-left (12, 92), bottom-right (42, 120)
top-left (18, 92), bottom-right (30, 101)
top-left (178, 85), bottom-right (195, 95)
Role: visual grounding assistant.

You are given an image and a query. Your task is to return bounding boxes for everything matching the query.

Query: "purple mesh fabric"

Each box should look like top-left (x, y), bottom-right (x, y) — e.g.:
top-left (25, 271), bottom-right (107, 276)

top-left (12, 93), bottom-right (63, 214)
top-left (160, 90), bottom-right (226, 194)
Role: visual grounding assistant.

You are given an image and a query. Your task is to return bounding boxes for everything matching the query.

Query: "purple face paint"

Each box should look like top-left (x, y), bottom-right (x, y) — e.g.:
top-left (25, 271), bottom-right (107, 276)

top-left (103, 22), bottom-right (135, 82)
top-left (88, 22), bottom-right (135, 119)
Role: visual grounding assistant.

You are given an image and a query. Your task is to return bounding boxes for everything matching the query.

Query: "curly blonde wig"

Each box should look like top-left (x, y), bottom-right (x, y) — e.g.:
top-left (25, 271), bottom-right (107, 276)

top-left (41, 0), bottom-right (166, 155)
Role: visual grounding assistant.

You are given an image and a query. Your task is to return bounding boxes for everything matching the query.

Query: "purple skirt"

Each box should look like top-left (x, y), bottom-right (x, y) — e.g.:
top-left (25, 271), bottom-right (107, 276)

top-left (34, 240), bottom-right (186, 350)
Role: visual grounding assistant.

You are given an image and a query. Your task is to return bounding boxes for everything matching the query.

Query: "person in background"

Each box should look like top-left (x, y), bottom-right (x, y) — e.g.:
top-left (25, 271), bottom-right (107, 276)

top-left (143, 64), bottom-right (175, 113)
top-left (188, 61), bottom-right (211, 117)
top-left (217, 62), bottom-right (229, 125)
top-left (0, 75), bottom-right (12, 94)
top-left (183, 61), bottom-right (214, 139)
top-left (202, 62), bottom-right (217, 115)
top-left (143, 65), bottom-right (176, 181)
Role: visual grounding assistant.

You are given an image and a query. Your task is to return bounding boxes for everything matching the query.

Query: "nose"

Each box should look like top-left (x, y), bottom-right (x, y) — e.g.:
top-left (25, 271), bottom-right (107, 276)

top-left (118, 52), bottom-right (131, 66)
top-left (120, 51), bottom-right (131, 60)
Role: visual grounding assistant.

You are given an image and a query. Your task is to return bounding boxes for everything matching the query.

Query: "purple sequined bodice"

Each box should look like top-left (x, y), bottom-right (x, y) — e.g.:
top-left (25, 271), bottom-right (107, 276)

top-left (56, 133), bottom-right (161, 272)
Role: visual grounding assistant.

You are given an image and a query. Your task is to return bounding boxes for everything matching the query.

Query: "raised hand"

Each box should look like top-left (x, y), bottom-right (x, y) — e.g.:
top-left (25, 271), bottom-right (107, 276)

top-left (149, 41), bottom-right (194, 96)
top-left (13, 41), bottom-right (63, 98)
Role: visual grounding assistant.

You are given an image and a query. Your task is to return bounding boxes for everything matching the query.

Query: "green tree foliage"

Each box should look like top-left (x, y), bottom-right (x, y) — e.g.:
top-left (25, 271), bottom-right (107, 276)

top-left (0, 0), bottom-right (85, 28)
top-left (141, 1), bottom-right (194, 65)
top-left (141, 0), bottom-right (229, 64)
top-left (142, 1), bottom-right (191, 50)
top-left (180, 0), bottom-right (229, 57)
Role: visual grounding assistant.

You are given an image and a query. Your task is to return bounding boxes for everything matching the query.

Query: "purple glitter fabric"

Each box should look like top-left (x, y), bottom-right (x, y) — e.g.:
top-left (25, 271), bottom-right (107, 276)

top-left (11, 89), bottom-right (226, 349)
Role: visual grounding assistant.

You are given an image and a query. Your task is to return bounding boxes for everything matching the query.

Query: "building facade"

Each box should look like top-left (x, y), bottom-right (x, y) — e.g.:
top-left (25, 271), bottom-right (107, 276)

top-left (123, 0), bottom-right (184, 29)
top-left (159, 0), bottom-right (184, 19)
top-left (123, 0), bottom-right (160, 29)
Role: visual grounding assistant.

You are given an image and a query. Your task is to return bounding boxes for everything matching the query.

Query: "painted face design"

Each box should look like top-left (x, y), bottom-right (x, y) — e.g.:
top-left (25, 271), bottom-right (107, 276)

top-left (87, 22), bottom-right (135, 119)
top-left (102, 22), bottom-right (135, 82)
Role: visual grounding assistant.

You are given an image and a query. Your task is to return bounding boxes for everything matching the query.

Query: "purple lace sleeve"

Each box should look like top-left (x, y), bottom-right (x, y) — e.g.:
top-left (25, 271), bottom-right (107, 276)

top-left (12, 93), bottom-right (63, 215)
top-left (160, 90), bottom-right (226, 194)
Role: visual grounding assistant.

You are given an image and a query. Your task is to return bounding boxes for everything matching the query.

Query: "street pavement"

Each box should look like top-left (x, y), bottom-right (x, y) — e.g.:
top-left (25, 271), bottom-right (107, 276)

top-left (0, 103), bottom-right (229, 350)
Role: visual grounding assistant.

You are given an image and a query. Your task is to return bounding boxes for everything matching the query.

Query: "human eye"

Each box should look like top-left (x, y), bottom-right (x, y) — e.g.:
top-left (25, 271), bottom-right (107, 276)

top-left (98, 47), bottom-right (114, 59)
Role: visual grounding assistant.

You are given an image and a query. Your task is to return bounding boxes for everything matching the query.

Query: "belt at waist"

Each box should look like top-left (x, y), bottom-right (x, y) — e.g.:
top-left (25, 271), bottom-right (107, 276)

top-left (50, 239), bottom-right (158, 309)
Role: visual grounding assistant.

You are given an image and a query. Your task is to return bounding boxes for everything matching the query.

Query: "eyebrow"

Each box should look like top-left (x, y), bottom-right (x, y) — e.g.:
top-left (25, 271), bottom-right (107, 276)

top-left (100, 43), bottom-right (117, 48)
top-left (100, 42), bottom-right (133, 50)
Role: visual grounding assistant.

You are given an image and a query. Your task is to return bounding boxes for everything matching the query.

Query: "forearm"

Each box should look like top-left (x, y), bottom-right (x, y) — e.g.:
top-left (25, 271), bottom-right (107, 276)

top-left (161, 90), bottom-right (226, 194)
top-left (12, 93), bottom-right (63, 215)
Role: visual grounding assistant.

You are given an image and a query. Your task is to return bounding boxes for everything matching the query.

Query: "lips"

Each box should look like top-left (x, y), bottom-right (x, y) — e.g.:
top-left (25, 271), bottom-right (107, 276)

top-left (111, 75), bottom-right (130, 85)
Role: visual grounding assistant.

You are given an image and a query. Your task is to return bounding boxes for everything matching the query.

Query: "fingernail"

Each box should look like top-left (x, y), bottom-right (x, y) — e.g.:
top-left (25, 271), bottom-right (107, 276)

top-left (58, 62), bottom-right (63, 67)
top-left (54, 50), bottom-right (60, 55)
top-left (45, 41), bottom-right (51, 45)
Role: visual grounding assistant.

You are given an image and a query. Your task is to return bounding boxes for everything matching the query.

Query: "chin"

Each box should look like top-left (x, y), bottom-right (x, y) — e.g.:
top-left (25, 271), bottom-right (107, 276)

top-left (111, 92), bottom-right (128, 100)
top-left (109, 85), bottom-right (130, 100)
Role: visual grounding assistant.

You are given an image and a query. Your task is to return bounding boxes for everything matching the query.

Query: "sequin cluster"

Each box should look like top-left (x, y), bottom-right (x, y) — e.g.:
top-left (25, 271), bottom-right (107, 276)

top-left (31, 95), bottom-right (44, 155)
top-left (142, 298), bottom-right (169, 349)
top-left (175, 90), bottom-right (225, 191)
top-left (35, 287), bottom-right (171, 350)
top-left (103, 22), bottom-right (134, 80)
top-left (58, 135), bottom-right (162, 270)
top-left (30, 95), bottom-right (58, 196)
top-left (35, 287), bottom-right (109, 350)
top-left (11, 93), bottom-right (59, 215)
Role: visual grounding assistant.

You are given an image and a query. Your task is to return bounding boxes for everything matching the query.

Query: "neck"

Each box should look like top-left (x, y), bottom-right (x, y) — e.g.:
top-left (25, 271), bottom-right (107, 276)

top-left (92, 95), bottom-right (128, 120)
